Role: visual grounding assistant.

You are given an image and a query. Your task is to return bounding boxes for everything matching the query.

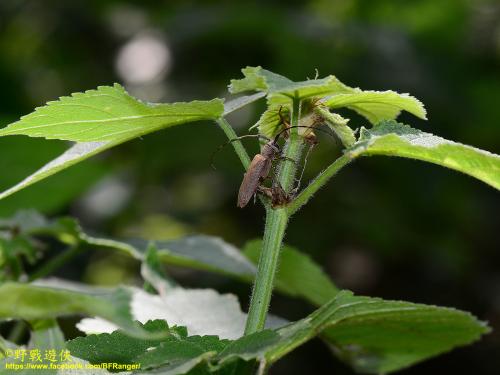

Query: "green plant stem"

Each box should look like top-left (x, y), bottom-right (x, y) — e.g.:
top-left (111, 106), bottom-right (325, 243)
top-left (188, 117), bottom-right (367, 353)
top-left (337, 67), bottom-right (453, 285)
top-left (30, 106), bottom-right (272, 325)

top-left (245, 97), bottom-right (302, 335)
top-left (29, 243), bottom-right (83, 281)
top-left (287, 153), bottom-right (353, 216)
top-left (216, 117), bottom-right (251, 169)
top-left (244, 207), bottom-right (288, 334)
top-left (216, 117), bottom-right (270, 209)
top-left (277, 99), bottom-right (303, 192)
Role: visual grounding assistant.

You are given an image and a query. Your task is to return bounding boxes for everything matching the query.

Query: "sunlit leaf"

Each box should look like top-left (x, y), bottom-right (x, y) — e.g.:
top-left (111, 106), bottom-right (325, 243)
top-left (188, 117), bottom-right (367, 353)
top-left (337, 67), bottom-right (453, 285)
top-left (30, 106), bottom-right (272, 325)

top-left (0, 84), bottom-right (223, 200)
top-left (0, 84), bottom-right (223, 142)
top-left (349, 120), bottom-right (500, 190)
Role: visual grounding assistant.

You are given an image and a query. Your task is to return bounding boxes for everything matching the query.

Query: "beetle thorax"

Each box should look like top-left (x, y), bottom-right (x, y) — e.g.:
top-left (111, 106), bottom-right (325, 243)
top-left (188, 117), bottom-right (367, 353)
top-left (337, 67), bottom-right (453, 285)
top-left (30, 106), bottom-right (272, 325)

top-left (261, 142), bottom-right (280, 158)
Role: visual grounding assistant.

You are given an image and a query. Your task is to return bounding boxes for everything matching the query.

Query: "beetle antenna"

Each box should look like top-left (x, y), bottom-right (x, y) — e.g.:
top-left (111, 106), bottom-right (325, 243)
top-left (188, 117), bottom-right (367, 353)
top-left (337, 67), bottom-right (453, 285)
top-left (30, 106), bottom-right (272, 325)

top-left (295, 140), bottom-right (316, 192)
top-left (272, 125), bottom-right (336, 144)
top-left (210, 134), bottom-right (270, 169)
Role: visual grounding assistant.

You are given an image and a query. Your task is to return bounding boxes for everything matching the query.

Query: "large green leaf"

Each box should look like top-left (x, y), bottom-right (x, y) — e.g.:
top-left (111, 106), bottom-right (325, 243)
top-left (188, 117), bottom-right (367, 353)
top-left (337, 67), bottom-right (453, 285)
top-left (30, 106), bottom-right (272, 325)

top-left (243, 240), bottom-right (338, 306)
top-left (215, 291), bottom-right (488, 374)
top-left (0, 282), bottom-right (150, 338)
top-left (67, 292), bottom-right (487, 374)
top-left (0, 84), bottom-right (223, 200)
top-left (349, 120), bottom-right (500, 190)
top-left (0, 84), bottom-right (223, 142)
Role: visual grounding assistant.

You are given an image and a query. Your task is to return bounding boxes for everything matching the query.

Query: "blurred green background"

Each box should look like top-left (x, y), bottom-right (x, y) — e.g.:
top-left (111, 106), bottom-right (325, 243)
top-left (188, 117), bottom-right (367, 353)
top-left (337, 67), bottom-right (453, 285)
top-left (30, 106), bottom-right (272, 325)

top-left (0, 0), bottom-right (499, 373)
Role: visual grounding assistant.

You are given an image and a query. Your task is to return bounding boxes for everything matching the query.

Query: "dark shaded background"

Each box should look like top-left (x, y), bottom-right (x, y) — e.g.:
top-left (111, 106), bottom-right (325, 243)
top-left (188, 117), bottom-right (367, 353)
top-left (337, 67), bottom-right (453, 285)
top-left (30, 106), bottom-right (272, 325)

top-left (0, 1), bottom-right (499, 374)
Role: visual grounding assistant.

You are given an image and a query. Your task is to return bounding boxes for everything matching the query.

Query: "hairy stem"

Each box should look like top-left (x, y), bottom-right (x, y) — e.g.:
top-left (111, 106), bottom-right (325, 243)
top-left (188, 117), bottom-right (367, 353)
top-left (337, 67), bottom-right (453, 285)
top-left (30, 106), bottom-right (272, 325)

top-left (277, 99), bottom-right (303, 192)
top-left (287, 153), bottom-right (353, 216)
top-left (244, 207), bottom-right (288, 334)
top-left (216, 117), bottom-right (251, 169)
top-left (245, 98), bottom-right (302, 334)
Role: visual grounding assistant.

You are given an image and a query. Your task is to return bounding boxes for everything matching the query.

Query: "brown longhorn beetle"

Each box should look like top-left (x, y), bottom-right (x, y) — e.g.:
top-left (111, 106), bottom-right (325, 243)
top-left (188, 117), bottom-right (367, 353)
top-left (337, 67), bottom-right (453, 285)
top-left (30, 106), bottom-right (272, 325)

top-left (212, 109), bottom-right (334, 208)
top-left (237, 122), bottom-right (334, 208)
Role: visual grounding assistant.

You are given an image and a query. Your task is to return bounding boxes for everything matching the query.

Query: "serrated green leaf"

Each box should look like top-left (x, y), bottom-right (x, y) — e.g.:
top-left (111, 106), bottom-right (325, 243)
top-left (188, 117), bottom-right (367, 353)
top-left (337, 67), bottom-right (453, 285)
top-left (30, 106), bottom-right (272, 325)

top-left (349, 120), bottom-right (500, 190)
top-left (215, 291), bottom-right (489, 374)
top-left (68, 321), bottom-right (229, 374)
top-left (243, 240), bottom-right (338, 306)
top-left (67, 320), bottom-right (173, 365)
top-left (0, 85), bottom-right (223, 201)
top-left (0, 84), bottom-right (223, 142)
top-left (324, 90), bottom-right (427, 124)
top-left (134, 335), bottom-right (227, 371)
top-left (231, 67), bottom-right (426, 142)
top-left (229, 66), bottom-right (352, 101)
top-left (0, 282), bottom-right (149, 338)
top-left (228, 67), bottom-right (288, 94)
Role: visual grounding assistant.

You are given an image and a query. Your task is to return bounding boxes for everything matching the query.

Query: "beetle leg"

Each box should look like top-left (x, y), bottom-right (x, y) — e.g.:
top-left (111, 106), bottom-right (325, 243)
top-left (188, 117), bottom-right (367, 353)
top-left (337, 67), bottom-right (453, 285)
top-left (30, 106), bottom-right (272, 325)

top-left (293, 140), bottom-right (317, 192)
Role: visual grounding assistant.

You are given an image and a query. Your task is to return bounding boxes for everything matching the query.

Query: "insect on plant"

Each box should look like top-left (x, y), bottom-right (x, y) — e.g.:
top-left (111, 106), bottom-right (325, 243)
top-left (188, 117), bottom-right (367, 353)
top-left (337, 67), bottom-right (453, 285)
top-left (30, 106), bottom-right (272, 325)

top-left (0, 66), bottom-right (497, 375)
top-left (213, 123), bottom-right (331, 208)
